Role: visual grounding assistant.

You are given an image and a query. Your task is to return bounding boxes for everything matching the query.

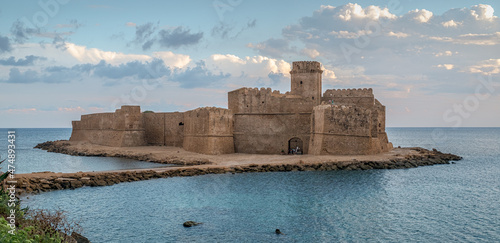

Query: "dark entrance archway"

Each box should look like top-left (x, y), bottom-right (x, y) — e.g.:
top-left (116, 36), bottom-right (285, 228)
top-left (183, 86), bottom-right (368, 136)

top-left (288, 137), bottom-right (303, 154)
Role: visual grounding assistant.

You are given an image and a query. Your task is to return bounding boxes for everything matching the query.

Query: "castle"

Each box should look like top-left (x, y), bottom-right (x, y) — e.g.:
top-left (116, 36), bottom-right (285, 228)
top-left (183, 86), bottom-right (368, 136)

top-left (70, 61), bottom-right (393, 155)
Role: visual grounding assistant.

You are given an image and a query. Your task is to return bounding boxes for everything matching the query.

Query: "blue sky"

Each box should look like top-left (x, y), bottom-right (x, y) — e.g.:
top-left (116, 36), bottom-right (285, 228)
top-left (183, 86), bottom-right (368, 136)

top-left (1, 0), bottom-right (499, 127)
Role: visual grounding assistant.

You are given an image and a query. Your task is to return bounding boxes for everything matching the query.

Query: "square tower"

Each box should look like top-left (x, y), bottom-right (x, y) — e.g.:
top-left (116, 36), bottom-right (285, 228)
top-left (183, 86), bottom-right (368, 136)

top-left (290, 61), bottom-right (323, 105)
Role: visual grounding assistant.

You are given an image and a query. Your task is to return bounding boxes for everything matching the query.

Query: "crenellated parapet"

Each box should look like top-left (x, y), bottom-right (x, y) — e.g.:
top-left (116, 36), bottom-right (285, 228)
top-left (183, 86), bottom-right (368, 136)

top-left (323, 88), bottom-right (373, 97)
top-left (289, 61), bottom-right (323, 74)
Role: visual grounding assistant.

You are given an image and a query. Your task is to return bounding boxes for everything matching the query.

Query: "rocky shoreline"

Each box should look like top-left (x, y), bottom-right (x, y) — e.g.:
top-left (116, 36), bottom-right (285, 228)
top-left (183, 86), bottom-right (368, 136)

top-left (35, 141), bottom-right (211, 166)
top-left (14, 141), bottom-right (462, 194)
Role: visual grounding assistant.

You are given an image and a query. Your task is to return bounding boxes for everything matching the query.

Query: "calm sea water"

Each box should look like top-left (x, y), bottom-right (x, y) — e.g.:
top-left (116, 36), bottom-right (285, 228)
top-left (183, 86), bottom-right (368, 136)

top-left (0, 128), bottom-right (169, 174)
top-left (13, 128), bottom-right (500, 242)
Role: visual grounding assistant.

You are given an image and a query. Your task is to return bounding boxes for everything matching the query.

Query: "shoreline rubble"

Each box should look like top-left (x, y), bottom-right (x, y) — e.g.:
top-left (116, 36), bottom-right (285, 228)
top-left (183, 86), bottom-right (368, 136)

top-left (15, 140), bottom-right (462, 194)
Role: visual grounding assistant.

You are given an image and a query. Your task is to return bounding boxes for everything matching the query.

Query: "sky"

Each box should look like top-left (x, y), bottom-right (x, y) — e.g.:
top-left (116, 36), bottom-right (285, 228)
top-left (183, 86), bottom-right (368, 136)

top-left (0, 0), bottom-right (499, 128)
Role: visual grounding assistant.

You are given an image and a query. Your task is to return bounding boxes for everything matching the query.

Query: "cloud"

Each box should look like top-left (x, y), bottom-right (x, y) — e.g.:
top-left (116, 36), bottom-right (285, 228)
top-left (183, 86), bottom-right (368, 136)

top-left (10, 20), bottom-right (39, 44)
top-left (126, 22), bottom-right (137, 27)
top-left (205, 54), bottom-right (291, 78)
top-left (2, 68), bottom-right (41, 83)
top-left (404, 9), bottom-right (433, 23)
top-left (92, 59), bottom-right (171, 79)
top-left (247, 38), bottom-right (295, 58)
top-left (171, 61), bottom-right (229, 88)
top-left (133, 22), bottom-right (157, 45)
top-left (468, 59), bottom-right (500, 75)
top-left (436, 64), bottom-right (454, 70)
top-left (300, 48), bottom-right (320, 58)
top-left (55, 19), bottom-right (83, 30)
top-left (211, 19), bottom-right (257, 39)
top-left (65, 43), bottom-right (151, 64)
top-left (0, 34), bottom-right (12, 53)
top-left (0, 55), bottom-right (47, 66)
top-left (58, 106), bottom-right (86, 112)
top-left (158, 27), bottom-right (203, 48)
top-left (152, 51), bottom-right (191, 68)
top-left (470, 4), bottom-right (496, 20)
top-left (0, 58), bottom-right (172, 84)
top-left (434, 51), bottom-right (455, 57)
top-left (6, 108), bottom-right (37, 113)
top-left (441, 20), bottom-right (461, 28)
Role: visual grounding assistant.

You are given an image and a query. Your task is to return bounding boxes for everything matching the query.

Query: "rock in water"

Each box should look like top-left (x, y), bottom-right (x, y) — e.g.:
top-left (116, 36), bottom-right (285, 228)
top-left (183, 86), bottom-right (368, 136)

top-left (183, 221), bottom-right (202, 227)
top-left (71, 232), bottom-right (91, 243)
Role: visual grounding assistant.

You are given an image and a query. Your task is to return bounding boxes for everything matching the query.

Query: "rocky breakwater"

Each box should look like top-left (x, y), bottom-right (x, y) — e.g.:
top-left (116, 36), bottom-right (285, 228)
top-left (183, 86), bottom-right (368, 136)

top-left (17, 146), bottom-right (461, 194)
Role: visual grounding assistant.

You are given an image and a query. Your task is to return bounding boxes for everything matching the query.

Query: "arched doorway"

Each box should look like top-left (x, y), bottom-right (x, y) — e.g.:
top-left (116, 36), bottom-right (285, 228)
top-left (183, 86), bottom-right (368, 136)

top-left (288, 137), bottom-right (303, 154)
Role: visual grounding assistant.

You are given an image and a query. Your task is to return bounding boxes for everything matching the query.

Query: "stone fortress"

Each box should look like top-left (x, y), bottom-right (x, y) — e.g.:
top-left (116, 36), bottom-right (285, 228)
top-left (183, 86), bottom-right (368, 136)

top-left (70, 61), bottom-right (393, 155)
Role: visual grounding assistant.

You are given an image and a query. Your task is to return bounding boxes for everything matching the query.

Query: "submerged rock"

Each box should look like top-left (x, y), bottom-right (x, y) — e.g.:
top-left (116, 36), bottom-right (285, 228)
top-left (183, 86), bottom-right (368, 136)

top-left (183, 221), bottom-right (202, 227)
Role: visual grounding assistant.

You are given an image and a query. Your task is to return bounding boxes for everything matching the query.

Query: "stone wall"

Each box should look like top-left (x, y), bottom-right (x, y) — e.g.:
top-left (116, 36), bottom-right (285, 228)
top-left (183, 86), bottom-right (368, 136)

top-left (233, 113), bottom-right (311, 154)
top-left (309, 104), bottom-right (390, 155)
top-left (183, 107), bottom-right (234, 155)
top-left (321, 88), bottom-right (375, 108)
top-left (70, 106), bottom-right (146, 147)
top-left (228, 87), bottom-right (315, 114)
top-left (143, 112), bottom-right (184, 147)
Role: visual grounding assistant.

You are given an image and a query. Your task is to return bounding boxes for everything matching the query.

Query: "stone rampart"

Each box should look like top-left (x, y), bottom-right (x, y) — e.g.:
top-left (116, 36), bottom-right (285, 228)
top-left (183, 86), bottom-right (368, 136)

top-left (309, 104), bottom-right (376, 155)
top-left (70, 106), bottom-right (146, 147)
top-left (183, 107), bottom-right (234, 155)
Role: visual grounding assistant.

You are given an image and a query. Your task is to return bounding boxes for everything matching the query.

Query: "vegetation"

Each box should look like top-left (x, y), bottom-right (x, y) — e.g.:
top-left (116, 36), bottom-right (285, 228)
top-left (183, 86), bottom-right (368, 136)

top-left (143, 110), bottom-right (154, 113)
top-left (0, 157), bottom-right (82, 242)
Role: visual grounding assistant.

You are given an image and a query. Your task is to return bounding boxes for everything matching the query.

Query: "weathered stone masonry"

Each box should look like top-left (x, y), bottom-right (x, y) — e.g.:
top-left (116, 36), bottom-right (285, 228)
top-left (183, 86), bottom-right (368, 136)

top-left (70, 61), bottom-right (393, 155)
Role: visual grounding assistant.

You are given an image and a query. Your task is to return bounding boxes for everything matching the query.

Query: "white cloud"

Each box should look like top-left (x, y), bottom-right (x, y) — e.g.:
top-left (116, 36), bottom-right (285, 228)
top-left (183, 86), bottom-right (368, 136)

top-left (441, 20), bottom-right (461, 28)
top-left (387, 31), bottom-right (409, 38)
top-left (470, 4), bottom-right (496, 20)
top-left (468, 59), bottom-right (500, 75)
top-left (406, 9), bottom-right (433, 23)
top-left (300, 48), bottom-right (320, 58)
top-left (205, 54), bottom-right (291, 78)
top-left (153, 51), bottom-right (191, 68)
top-left (436, 64), bottom-right (454, 70)
top-left (434, 51), bottom-right (454, 57)
top-left (126, 22), bottom-right (137, 27)
top-left (7, 108), bottom-right (37, 113)
top-left (65, 43), bottom-right (151, 65)
top-left (334, 3), bottom-right (396, 21)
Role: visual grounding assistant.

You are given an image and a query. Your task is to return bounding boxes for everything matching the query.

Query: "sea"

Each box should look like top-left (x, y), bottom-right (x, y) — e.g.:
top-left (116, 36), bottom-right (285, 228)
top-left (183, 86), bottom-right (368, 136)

top-left (0, 128), bottom-right (498, 242)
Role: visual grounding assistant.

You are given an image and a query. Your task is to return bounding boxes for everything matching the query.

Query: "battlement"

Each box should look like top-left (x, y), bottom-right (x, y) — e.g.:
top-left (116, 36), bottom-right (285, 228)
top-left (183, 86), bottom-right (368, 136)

top-left (228, 86), bottom-right (314, 114)
top-left (290, 61), bottom-right (323, 74)
top-left (184, 106), bottom-right (233, 117)
top-left (323, 88), bottom-right (374, 98)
